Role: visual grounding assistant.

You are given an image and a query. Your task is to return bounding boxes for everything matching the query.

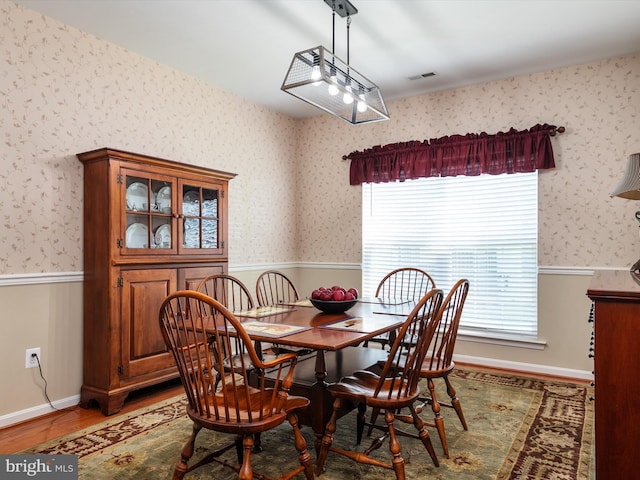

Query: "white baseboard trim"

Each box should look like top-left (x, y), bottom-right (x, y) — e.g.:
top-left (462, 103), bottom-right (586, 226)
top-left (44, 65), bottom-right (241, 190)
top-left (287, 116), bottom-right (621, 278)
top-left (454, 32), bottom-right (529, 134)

top-left (0, 394), bottom-right (80, 429)
top-left (454, 353), bottom-right (593, 381)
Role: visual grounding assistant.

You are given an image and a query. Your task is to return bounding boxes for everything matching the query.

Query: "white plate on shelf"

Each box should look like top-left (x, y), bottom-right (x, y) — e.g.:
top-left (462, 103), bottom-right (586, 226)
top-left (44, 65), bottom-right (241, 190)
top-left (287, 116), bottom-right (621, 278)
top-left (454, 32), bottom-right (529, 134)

top-left (126, 182), bottom-right (148, 212)
top-left (202, 198), bottom-right (218, 218)
top-left (183, 191), bottom-right (200, 216)
top-left (156, 186), bottom-right (171, 213)
top-left (154, 224), bottom-right (171, 248)
top-left (183, 218), bottom-right (200, 248)
top-left (202, 220), bottom-right (217, 248)
top-left (126, 223), bottom-right (148, 248)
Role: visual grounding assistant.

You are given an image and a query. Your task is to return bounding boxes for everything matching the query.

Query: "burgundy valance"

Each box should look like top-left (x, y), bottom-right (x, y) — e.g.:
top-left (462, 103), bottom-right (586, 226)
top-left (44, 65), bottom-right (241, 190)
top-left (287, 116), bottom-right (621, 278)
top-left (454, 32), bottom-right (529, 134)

top-left (346, 123), bottom-right (561, 185)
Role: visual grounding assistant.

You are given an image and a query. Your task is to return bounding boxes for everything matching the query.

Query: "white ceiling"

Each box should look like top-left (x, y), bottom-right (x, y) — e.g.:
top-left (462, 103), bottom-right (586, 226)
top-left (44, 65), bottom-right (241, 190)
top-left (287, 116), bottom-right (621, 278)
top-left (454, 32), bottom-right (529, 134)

top-left (14, 0), bottom-right (640, 119)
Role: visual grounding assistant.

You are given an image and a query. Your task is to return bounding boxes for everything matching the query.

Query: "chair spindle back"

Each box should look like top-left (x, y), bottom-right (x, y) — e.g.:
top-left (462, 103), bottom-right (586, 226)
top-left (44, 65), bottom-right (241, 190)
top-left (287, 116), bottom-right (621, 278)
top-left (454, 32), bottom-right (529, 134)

top-left (256, 270), bottom-right (299, 307)
top-left (196, 274), bottom-right (254, 312)
top-left (159, 291), bottom-right (294, 424)
top-left (423, 279), bottom-right (469, 372)
top-left (376, 267), bottom-right (436, 301)
top-left (375, 288), bottom-right (444, 400)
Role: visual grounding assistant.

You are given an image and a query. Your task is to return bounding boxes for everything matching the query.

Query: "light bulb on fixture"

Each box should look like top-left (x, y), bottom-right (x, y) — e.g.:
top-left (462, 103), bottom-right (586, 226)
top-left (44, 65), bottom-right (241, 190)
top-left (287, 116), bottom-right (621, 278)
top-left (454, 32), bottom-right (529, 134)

top-left (356, 90), bottom-right (367, 112)
top-left (328, 76), bottom-right (339, 96)
top-left (343, 84), bottom-right (354, 104)
top-left (311, 65), bottom-right (322, 86)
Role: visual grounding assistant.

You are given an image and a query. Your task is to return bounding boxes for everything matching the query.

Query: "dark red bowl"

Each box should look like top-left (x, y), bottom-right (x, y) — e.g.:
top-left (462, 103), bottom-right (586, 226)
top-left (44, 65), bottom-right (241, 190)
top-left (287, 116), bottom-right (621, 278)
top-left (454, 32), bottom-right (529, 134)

top-left (309, 298), bottom-right (358, 313)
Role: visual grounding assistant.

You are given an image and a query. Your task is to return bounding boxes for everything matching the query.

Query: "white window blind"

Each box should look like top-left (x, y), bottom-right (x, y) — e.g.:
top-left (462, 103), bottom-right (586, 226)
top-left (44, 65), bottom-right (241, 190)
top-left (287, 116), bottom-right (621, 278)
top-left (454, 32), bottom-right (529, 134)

top-left (362, 172), bottom-right (538, 337)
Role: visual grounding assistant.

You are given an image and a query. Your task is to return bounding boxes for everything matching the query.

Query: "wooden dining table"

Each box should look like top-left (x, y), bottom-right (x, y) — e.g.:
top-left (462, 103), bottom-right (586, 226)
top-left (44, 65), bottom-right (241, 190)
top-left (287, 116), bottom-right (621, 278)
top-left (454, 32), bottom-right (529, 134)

top-left (232, 298), bottom-right (415, 441)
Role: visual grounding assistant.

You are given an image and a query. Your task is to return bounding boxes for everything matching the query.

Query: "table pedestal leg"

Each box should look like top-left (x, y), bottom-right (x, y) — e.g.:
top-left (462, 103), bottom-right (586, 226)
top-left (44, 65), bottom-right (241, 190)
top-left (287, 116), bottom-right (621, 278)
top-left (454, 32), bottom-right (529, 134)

top-left (312, 349), bottom-right (329, 453)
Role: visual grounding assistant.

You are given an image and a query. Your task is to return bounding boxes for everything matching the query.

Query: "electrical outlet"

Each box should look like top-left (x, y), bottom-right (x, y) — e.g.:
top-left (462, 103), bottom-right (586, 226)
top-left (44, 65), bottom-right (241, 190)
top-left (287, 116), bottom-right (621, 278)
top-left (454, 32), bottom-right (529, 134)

top-left (25, 347), bottom-right (40, 369)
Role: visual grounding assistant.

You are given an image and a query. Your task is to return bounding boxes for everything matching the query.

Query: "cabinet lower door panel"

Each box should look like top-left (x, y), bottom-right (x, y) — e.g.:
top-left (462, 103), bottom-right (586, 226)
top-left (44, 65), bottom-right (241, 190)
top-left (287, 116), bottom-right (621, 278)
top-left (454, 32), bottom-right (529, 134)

top-left (121, 269), bottom-right (177, 379)
top-left (180, 264), bottom-right (225, 291)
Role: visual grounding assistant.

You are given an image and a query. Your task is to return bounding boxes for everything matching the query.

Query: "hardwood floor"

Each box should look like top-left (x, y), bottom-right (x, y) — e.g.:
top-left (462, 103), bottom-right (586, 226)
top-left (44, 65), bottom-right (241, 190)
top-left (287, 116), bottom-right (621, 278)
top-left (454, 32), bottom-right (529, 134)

top-left (0, 364), bottom-right (590, 454)
top-left (0, 379), bottom-right (184, 453)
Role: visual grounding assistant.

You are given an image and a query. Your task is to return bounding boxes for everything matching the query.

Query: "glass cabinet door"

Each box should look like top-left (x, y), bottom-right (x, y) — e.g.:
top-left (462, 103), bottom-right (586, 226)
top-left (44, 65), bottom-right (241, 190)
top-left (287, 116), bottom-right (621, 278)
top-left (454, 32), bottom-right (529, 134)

top-left (123, 170), bottom-right (175, 253)
top-left (180, 182), bottom-right (220, 252)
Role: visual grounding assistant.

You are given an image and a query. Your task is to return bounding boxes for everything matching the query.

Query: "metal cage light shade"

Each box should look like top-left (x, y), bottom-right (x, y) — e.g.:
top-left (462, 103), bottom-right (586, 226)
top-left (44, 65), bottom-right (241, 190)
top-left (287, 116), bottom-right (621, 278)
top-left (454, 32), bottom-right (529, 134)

top-left (281, 45), bottom-right (389, 125)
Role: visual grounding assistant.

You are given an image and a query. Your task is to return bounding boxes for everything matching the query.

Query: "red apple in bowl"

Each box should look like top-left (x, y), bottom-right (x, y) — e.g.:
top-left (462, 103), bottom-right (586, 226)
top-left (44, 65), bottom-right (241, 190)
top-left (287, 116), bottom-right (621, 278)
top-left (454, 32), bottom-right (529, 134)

top-left (319, 290), bottom-right (333, 301)
top-left (332, 289), bottom-right (345, 301)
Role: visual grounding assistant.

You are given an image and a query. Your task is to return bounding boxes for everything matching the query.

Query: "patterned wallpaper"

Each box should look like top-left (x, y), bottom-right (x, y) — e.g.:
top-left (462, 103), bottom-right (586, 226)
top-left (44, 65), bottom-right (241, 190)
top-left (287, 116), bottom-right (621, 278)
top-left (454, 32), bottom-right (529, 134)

top-left (1, 1), bottom-right (299, 273)
top-left (296, 56), bottom-right (640, 267)
top-left (2, 1), bottom-right (640, 275)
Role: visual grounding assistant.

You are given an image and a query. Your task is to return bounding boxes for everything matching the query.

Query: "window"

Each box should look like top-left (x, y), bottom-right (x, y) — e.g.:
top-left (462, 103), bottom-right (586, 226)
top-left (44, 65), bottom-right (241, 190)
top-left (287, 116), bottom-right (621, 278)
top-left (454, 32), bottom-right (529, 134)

top-left (362, 172), bottom-right (538, 337)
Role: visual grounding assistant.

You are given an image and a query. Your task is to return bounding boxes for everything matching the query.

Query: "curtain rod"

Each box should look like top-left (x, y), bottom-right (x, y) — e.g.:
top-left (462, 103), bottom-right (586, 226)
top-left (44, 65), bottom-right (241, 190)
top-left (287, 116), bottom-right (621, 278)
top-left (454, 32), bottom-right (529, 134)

top-left (342, 124), bottom-right (565, 160)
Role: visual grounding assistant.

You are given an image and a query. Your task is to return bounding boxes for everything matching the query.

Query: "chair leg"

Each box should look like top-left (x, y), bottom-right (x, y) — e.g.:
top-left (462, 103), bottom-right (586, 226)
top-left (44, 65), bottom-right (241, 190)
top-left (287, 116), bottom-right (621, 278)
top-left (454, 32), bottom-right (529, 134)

top-left (356, 402), bottom-right (367, 444)
top-left (427, 378), bottom-right (448, 457)
top-left (316, 398), bottom-right (341, 476)
top-left (253, 432), bottom-right (262, 453)
top-left (444, 375), bottom-right (468, 430)
top-left (384, 409), bottom-right (406, 480)
top-left (409, 404), bottom-right (439, 467)
top-left (288, 412), bottom-right (314, 480)
top-left (367, 407), bottom-right (381, 436)
top-left (235, 435), bottom-right (243, 464)
top-left (238, 435), bottom-right (254, 480)
top-left (172, 423), bottom-right (202, 480)
top-left (387, 329), bottom-right (396, 347)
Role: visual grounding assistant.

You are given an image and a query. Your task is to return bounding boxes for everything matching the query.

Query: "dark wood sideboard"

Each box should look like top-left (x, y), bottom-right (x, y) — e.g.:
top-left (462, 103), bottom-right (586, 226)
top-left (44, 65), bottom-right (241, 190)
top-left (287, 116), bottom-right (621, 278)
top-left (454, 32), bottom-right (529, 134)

top-left (587, 270), bottom-right (640, 479)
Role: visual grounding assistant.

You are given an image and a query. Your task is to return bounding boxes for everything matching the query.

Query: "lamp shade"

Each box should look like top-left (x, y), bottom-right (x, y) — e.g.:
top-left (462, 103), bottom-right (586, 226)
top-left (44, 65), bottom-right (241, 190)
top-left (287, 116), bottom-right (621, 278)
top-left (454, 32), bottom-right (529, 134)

top-left (611, 153), bottom-right (640, 200)
top-left (281, 46), bottom-right (389, 125)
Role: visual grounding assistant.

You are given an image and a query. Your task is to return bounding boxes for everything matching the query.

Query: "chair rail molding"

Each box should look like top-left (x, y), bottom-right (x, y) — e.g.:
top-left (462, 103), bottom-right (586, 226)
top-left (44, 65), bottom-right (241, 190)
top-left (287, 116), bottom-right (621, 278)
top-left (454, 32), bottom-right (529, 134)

top-left (0, 266), bottom-right (628, 287)
top-left (0, 272), bottom-right (84, 286)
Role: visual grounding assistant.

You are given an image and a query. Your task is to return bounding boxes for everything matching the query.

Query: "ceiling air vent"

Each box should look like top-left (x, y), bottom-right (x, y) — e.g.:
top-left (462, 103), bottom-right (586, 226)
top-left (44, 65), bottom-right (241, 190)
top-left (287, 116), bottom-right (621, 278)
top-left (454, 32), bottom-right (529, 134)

top-left (408, 72), bottom-right (437, 80)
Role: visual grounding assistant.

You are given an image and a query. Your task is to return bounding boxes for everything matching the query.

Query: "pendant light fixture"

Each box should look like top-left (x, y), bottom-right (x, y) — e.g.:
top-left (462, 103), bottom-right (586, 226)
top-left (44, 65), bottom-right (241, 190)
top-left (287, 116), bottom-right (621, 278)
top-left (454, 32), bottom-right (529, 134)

top-left (281, 0), bottom-right (389, 125)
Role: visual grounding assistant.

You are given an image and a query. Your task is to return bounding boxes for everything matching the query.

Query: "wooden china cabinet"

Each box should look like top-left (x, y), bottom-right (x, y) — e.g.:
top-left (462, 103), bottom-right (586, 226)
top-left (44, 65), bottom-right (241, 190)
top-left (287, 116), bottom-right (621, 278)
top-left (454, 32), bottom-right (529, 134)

top-left (77, 148), bottom-right (236, 415)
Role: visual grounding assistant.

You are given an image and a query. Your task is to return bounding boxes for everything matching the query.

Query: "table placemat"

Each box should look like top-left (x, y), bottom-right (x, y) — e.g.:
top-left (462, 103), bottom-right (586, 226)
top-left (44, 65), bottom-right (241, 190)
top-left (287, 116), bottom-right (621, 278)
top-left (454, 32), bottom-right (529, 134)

top-left (238, 321), bottom-right (310, 338)
top-left (282, 299), bottom-right (314, 307)
top-left (357, 296), bottom-right (412, 305)
top-left (320, 316), bottom-right (397, 333)
top-left (233, 306), bottom-right (295, 318)
top-left (373, 304), bottom-right (416, 317)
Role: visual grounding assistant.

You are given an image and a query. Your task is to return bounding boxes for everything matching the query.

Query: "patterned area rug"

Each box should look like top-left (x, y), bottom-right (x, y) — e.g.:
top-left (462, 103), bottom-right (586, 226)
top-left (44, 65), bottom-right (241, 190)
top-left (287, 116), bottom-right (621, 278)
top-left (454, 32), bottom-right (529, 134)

top-left (24, 368), bottom-right (594, 479)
